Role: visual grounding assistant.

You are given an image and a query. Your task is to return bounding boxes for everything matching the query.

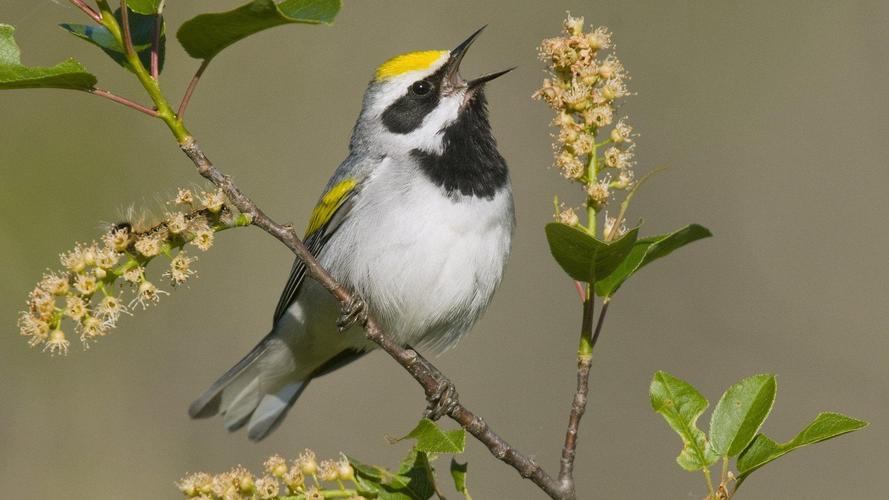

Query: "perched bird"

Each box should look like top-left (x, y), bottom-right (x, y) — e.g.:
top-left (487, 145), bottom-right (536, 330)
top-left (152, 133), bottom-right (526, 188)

top-left (189, 28), bottom-right (515, 441)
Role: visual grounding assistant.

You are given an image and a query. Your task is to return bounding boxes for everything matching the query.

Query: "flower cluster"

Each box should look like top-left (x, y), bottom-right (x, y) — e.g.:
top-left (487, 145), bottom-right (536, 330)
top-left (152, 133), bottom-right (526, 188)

top-left (177, 450), bottom-right (365, 500)
top-left (534, 14), bottom-right (638, 240)
top-left (17, 188), bottom-right (251, 355)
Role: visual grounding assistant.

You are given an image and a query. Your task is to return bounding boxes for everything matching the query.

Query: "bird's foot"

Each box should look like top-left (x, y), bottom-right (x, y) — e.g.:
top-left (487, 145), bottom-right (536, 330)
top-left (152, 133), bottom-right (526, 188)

top-left (337, 295), bottom-right (368, 332)
top-left (424, 379), bottom-right (459, 421)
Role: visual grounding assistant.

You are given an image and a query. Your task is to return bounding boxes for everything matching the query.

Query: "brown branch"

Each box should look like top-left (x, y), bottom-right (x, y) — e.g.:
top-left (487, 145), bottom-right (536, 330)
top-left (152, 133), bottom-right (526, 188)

top-left (89, 88), bottom-right (159, 117)
top-left (557, 297), bottom-right (611, 495)
top-left (178, 137), bottom-right (570, 500)
top-left (559, 354), bottom-right (592, 494)
top-left (68, 0), bottom-right (102, 23)
top-left (557, 297), bottom-right (595, 496)
top-left (177, 60), bottom-right (211, 122)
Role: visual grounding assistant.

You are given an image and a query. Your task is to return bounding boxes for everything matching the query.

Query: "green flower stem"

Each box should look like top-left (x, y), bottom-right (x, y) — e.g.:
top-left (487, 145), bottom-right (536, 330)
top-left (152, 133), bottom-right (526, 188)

top-left (280, 490), bottom-right (359, 499)
top-left (218, 212), bottom-right (254, 230)
top-left (96, 1), bottom-right (190, 142)
top-left (585, 139), bottom-right (599, 237)
top-left (703, 468), bottom-right (715, 498)
top-left (578, 297), bottom-right (594, 356)
top-left (721, 456), bottom-right (729, 485)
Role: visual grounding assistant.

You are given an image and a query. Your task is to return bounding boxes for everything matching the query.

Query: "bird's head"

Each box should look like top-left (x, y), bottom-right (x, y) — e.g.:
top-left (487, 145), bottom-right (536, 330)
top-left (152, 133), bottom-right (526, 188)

top-left (351, 27), bottom-right (513, 158)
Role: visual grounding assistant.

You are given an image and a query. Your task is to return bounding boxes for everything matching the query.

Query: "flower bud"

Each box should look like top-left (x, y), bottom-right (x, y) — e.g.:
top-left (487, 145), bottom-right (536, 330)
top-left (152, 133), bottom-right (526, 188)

top-left (44, 328), bottom-right (70, 356)
top-left (264, 455), bottom-right (288, 478)
top-left (297, 449), bottom-right (318, 476)
top-left (564, 15), bottom-right (584, 36)
top-left (558, 207), bottom-right (580, 226)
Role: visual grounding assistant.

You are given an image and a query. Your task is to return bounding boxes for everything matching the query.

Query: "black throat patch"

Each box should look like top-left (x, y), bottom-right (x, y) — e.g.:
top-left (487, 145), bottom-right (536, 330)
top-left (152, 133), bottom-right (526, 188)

top-left (410, 90), bottom-right (509, 199)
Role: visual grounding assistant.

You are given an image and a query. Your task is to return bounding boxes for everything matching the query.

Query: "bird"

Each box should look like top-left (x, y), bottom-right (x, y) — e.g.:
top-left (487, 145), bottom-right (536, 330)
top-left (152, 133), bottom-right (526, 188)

top-left (188, 27), bottom-right (515, 441)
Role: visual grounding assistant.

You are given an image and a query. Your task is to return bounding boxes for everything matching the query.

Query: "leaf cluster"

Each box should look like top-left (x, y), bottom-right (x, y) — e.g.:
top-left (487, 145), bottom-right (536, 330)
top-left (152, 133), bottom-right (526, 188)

top-left (546, 222), bottom-right (712, 296)
top-left (650, 371), bottom-right (867, 495)
top-left (349, 419), bottom-right (472, 500)
top-left (0, 0), bottom-right (340, 90)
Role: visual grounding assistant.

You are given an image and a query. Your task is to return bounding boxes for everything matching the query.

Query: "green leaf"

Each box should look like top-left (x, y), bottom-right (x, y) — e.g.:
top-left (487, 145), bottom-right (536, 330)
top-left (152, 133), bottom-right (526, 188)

top-left (736, 412), bottom-right (867, 486)
top-left (708, 374), bottom-right (777, 457)
top-left (450, 459), bottom-right (472, 500)
top-left (350, 451), bottom-right (435, 500)
top-left (60, 8), bottom-right (165, 74)
top-left (395, 448), bottom-right (436, 500)
top-left (545, 222), bottom-right (640, 283)
top-left (0, 24), bottom-right (96, 90)
top-left (177, 0), bottom-right (341, 61)
top-left (396, 418), bottom-right (466, 454)
top-left (127, 0), bottom-right (162, 15)
top-left (595, 224), bottom-right (712, 297)
top-left (650, 371), bottom-right (719, 471)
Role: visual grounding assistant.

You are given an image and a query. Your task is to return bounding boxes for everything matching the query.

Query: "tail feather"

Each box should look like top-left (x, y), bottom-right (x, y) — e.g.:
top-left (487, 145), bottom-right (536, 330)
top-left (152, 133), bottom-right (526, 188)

top-left (222, 377), bottom-right (262, 431)
top-left (246, 382), bottom-right (309, 441)
top-left (189, 332), bottom-right (368, 440)
top-left (188, 335), bottom-right (271, 419)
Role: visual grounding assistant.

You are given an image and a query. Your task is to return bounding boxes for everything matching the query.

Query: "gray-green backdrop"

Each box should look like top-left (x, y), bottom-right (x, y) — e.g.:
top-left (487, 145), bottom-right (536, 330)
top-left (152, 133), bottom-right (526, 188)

top-left (1, 1), bottom-right (886, 498)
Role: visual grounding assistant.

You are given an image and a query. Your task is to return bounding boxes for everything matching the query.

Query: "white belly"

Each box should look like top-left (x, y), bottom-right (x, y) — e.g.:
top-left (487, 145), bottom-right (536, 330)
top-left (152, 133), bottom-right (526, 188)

top-left (320, 159), bottom-right (514, 350)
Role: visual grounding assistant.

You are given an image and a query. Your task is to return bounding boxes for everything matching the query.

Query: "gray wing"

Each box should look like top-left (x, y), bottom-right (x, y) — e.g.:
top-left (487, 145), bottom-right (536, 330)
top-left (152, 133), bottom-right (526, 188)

top-left (271, 158), bottom-right (370, 323)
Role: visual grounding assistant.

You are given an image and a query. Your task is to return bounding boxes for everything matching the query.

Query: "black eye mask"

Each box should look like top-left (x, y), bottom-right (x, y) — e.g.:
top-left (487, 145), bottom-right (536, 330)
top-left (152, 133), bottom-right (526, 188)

top-left (381, 65), bottom-right (448, 134)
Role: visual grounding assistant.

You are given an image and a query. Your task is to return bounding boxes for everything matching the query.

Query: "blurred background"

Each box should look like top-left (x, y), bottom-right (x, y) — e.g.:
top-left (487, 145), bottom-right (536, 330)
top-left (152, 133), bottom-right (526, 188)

top-left (1, 1), bottom-right (887, 498)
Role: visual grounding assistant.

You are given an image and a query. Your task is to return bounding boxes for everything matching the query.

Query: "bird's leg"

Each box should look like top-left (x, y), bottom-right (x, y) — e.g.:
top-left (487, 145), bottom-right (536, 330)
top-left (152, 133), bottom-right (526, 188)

top-left (425, 378), bottom-right (459, 421)
top-left (337, 294), bottom-right (368, 332)
top-left (408, 348), bottom-right (460, 420)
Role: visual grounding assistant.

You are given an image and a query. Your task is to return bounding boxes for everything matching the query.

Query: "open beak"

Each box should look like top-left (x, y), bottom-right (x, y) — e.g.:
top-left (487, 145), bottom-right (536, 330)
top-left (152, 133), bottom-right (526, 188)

top-left (444, 26), bottom-right (515, 90)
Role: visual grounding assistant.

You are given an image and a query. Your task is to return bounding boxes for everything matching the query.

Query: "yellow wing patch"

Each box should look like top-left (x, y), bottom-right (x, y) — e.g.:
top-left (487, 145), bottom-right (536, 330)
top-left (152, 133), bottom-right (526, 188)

top-left (375, 50), bottom-right (447, 81)
top-left (304, 179), bottom-right (358, 238)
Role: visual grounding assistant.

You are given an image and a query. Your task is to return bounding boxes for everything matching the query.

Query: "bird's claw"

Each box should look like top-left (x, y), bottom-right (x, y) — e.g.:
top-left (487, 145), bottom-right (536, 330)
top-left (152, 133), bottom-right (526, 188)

top-left (424, 379), bottom-right (459, 421)
top-left (337, 295), bottom-right (368, 332)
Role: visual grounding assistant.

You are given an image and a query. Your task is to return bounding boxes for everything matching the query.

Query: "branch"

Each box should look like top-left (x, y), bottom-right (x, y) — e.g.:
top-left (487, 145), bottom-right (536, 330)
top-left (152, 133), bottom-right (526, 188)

top-left (89, 88), bottom-right (159, 117)
top-left (557, 296), bottom-right (611, 495)
top-left (590, 299), bottom-right (610, 351)
top-left (92, 9), bottom-right (568, 493)
top-left (177, 60), bottom-right (210, 122)
top-left (151, 1), bottom-right (166, 81)
top-left (69, 0), bottom-right (103, 22)
top-left (178, 138), bottom-right (569, 499)
top-left (119, 1), bottom-right (135, 57)
top-left (150, 15), bottom-right (161, 80)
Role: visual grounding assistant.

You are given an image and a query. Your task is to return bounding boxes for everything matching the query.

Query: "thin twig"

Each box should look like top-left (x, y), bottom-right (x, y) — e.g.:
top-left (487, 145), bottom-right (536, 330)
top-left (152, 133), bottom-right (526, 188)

top-left (68, 0), bottom-right (102, 22)
top-left (559, 354), bottom-right (592, 495)
top-left (150, 15), bottom-right (161, 80)
top-left (89, 88), bottom-right (159, 117)
top-left (119, 1), bottom-right (134, 57)
top-left (177, 138), bottom-right (569, 499)
top-left (557, 298), bottom-right (596, 497)
top-left (557, 297), bottom-right (611, 496)
top-left (590, 298), bottom-right (610, 351)
top-left (574, 281), bottom-right (586, 302)
top-left (177, 60), bottom-right (210, 121)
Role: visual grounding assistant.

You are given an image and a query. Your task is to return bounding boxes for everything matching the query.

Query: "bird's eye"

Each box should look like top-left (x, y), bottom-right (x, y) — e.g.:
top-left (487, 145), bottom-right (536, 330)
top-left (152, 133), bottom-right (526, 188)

top-left (411, 80), bottom-right (432, 96)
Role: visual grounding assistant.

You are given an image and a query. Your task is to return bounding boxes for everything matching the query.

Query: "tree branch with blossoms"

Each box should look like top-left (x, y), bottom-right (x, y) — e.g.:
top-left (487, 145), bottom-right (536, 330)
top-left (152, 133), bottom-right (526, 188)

top-left (4, 3), bottom-right (868, 500)
top-left (10, 2), bottom-right (570, 498)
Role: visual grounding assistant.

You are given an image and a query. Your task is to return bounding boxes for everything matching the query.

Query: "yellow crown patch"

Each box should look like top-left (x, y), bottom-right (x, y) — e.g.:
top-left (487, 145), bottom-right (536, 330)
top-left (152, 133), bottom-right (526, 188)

top-left (375, 50), bottom-right (447, 80)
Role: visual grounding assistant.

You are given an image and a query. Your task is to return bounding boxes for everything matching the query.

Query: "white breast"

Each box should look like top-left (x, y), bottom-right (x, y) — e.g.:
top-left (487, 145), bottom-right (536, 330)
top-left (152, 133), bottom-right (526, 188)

top-left (320, 157), bottom-right (514, 350)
